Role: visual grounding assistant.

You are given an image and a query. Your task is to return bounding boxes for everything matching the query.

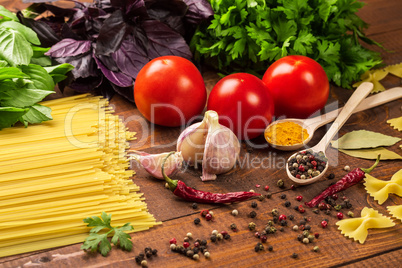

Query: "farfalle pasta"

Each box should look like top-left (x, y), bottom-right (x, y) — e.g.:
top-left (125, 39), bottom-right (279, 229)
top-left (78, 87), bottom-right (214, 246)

top-left (336, 207), bottom-right (395, 244)
top-left (364, 169), bottom-right (402, 204)
top-left (387, 205), bottom-right (402, 222)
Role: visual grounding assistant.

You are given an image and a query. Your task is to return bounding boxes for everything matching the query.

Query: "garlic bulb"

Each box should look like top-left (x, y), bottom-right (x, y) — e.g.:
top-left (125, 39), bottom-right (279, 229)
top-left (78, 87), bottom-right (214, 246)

top-left (177, 110), bottom-right (240, 181)
top-left (129, 150), bottom-right (183, 179)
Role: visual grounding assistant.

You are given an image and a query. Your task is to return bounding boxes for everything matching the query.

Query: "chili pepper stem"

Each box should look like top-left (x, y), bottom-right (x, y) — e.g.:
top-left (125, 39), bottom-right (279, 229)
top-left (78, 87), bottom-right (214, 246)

top-left (361, 154), bottom-right (381, 174)
top-left (162, 151), bottom-right (178, 192)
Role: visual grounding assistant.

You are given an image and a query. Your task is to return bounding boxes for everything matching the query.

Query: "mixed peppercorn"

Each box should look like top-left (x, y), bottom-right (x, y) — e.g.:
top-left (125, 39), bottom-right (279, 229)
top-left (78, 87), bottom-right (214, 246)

top-left (287, 150), bottom-right (328, 179)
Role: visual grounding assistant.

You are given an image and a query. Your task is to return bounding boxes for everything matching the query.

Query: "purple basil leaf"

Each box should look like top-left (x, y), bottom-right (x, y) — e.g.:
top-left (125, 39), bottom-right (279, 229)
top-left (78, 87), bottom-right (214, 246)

top-left (142, 20), bottom-right (192, 59)
top-left (111, 83), bottom-right (134, 102)
top-left (45, 39), bottom-right (92, 57)
top-left (55, 53), bottom-right (97, 79)
top-left (125, 0), bottom-right (148, 19)
top-left (69, 76), bottom-right (103, 93)
top-left (183, 0), bottom-right (213, 24)
top-left (95, 10), bottom-right (127, 56)
top-left (17, 12), bottom-right (60, 47)
top-left (145, 0), bottom-right (187, 17)
top-left (60, 23), bottom-right (81, 40)
top-left (97, 55), bottom-right (119, 72)
top-left (94, 55), bottom-right (133, 87)
top-left (112, 39), bottom-right (149, 79)
top-left (94, 0), bottom-right (113, 10)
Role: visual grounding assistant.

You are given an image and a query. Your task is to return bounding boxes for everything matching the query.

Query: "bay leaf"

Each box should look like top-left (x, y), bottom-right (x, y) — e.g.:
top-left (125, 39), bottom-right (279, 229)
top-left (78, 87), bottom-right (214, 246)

top-left (331, 130), bottom-right (401, 149)
top-left (387, 116), bottom-right (402, 132)
top-left (339, 148), bottom-right (402, 160)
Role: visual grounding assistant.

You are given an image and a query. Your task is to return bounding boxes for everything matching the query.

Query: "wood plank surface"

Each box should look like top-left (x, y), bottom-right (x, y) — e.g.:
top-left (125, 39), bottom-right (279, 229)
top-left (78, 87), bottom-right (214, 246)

top-left (1, 0), bottom-right (402, 267)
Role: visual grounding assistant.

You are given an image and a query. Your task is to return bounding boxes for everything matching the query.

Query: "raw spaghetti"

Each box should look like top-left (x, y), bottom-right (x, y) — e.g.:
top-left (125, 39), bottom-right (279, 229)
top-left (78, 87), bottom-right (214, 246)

top-left (0, 94), bottom-right (160, 257)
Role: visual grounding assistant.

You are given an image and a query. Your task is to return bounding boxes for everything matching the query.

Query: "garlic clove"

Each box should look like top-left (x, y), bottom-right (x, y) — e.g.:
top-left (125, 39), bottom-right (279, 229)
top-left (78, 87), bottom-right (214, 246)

top-left (176, 118), bottom-right (208, 166)
top-left (129, 150), bottom-right (183, 179)
top-left (201, 111), bottom-right (240, 181)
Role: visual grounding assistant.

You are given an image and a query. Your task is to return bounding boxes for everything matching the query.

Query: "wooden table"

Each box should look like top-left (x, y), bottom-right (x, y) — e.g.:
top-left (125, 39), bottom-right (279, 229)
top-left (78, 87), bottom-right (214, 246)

top-left (1, 0), bottom-right (402, 267)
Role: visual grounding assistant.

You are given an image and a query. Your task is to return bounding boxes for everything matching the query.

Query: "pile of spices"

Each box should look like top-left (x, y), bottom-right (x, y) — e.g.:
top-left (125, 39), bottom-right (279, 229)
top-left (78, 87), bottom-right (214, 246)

top-left (135, 247), bottom-right (158, 266)
top-left (265, 121), bottom-right (309, 146)
top-left (287, 150), bottom-right (328, 180)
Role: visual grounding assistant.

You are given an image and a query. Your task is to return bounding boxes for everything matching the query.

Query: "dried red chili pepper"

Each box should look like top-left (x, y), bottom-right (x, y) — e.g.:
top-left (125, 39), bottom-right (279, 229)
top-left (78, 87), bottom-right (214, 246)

top-left (305, 155), bottom-right (380, 208)
top-left (162, 152), bottom-right (261, 204)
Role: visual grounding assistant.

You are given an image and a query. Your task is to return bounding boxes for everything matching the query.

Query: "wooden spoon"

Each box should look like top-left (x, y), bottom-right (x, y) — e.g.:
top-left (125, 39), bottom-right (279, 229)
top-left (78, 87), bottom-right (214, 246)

top-left (286, 82), bottom-right (374, 185)
top-left (265, 86), bottom-right (402, 151)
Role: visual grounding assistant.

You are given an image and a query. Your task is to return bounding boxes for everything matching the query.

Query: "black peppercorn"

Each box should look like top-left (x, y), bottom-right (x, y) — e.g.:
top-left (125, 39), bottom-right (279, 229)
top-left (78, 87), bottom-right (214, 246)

top-left (224, 234), bottom-right (231, 240)
top-left (250, 211), bottom-right (257, 218)
top-left (299, 219), bottom-right (306, 225)
top-left (192, 203), bottom-right (198, 209)
top-left (277, 179), bottom-right (285, 188)
top-left (327, 173), bottom-right (335, 179)
top-left (284, 201), bottom-right (291, 207)
top-left (251, 201), bottom-right (258, 208)
top-left (268, 245), bottom-right (273, 251)
top-left (292, 253), bottom-right (298, 258)
top-left (294, 205), bottom-right (299, 211)
top-left (145, 251), bottom-right (152, 258)
top-left (266, 192), bottom-right (272, 199)
top-left (280, 220), bottom-right (287, 226)
top-left (210, 235), bottom-right (217, 242)
top-left (194, 218), bottom-right (200, 225)
top-left (280, 193), bottom-right (286, 199)
top-left (288, 214), bottom-right (294, 221)
top-left (152, 249), bottom-right (158, 255)
top-left (135, 256), bottom-right (143, 264)
top-left (193, 247), bottom-right (199, 254)
top-left (279, 227), bottom-right (284, 232)
top-left (304, 225), bottom-right (311, 231)
top-left (254, 245), bottom-right (260, 252)
top-left (200, 239), bottom-right (207, 246)
top-left (297, 234), bottom-right (303, 241)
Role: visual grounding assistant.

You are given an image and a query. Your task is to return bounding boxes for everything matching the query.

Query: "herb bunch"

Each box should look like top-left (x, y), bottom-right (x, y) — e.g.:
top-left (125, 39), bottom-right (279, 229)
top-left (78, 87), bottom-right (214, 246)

top-left (0, 6), bottom-right (73, 130)
top-left (81, 212), bottom-right (134, 257)
top-left (21, 0), bottom-right (213, 101)
top-left (191, 0), bottom-right (383, 88)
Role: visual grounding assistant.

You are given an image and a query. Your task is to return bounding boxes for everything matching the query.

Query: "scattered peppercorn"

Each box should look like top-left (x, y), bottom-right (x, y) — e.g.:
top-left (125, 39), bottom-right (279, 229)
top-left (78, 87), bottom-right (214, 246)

top-left (250, 211), bottom-right (257, 218)
top-left (194, 218), bottom-right (200, 225)
top-left (296, 195), bottom-right (303, 201)
top-left (266, 192), bottom-right (272, 199)
top-left (278, 214), bottom-right (287, 221)
top-left (248, 222), bottom-right (256, 231)
top-left (230, 223), bottom-right (237, 231)
top-left (231, 209), bottom-right (238, 216)
top-left (251, 201), bottom-right (258, 208)
top-left (303, 230), bottom-right (310, 237)
top-left (298, 205), bottom-right (305, 213)
top-left (327, 173), bottom-right (335, 179)
top-left (210, 235), bottom-right (217, 242)
top-left (268, 245), bottom-right (273, 251)
top-left (293, 225), bottom-right (299, 231)
top-left (314, 233), bottom-right (319, 239)
top-left (308, 235), bottom-right (315, 242)
top-left (271, 209), bottom-right (279, 217)
top-left (347, 211), bottom-right (354, 217)
top-left (277, 179), bottom-right (285, 188)
top-left (304, 225), bottom-right (311, 231)
top-left (264, 185), bottom-right (270, 191)
top-left (303, 237), bottom-right (310, 244)
top-left (334, 205), bottom-right (342, 211)
top-left (297, 234), bottom-right (303, 241)
top-left (288, 214), bottom-right (294, 221)
top-left (183, 242), bottom-right (190, 248)
top-left (337, 212), bottom-right (344, 220)
top-left (193, 254), bottom-right (200, 260)
top-left (200, 209), bottom-right (209, 217)
top-left (216, 233), bottom-right (223, 241)
top-left (170, 244), bottom-right (176, 251)
top-left (258, 195), bottom-right (265, 201)
top-left (284, 200), bottom-right (291, 207)
top-left (313, 246), bottom-right (320, 252)
top-left (344, 165), bottom-right (350, 171)
top-left (260, 235), bottom-right (268, 243)
top-left (279, 227), bottom-right (284, 232)
top-left (169, 238), bottom-right (177, 245)
top-left (267, 220), bottom-right (274, 226)
top-left (141, 260), bottom-right (148, 267)
top-left (313, 209), bottom-right (319, 214)
top-left (224, 234), bottom-right (231, 240)
top-left (186, 250), bottom-right (194, 258)
top-left (280, 193), bottom-right (286, 199)
top-left (152, 249), bottom-right (158, 255)
top-left (321, 220), bottom-right (328, 228)
top-left (183, 237), bottom-right (189, 242)
top-left (204, 251), bottom-right (210, 258)
top-left (292, 253), bottom-right (298, 258)
top-left (290, 184), bottom-right (296, 190)
top-left (205, 213), bottom-right (213, 221)
top-left (212, 230), bottom-right (218, 236)
top-left (192, 203), bottom-right (198, 209)
top-left (200, 239), bottom-right (208, 246)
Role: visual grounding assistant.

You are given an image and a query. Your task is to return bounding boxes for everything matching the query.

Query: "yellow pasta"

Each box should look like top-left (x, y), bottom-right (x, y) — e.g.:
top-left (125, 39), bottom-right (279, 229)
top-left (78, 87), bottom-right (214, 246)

top-left (387, 205), bottom-right (402, 222)
top-left (0, 94), bottom-right (160, 257)
top-left (336, 207), bottom-right (395, 244)
top-left (364, 169), bottom-right (402, 205)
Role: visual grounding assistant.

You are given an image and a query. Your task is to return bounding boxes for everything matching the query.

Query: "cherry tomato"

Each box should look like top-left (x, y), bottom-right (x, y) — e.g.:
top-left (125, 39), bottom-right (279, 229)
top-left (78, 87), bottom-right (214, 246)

top-left (207, 73), bottom-right (275, 140)
top-left (262, 55), bottom-right (329, 118)
top-left (134, 56), bottom-right (207, 127)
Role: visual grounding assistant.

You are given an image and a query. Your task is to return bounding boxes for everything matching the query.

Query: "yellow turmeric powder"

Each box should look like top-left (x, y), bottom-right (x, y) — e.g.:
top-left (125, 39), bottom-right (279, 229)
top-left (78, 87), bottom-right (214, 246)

top-left (265, 122), bottom-right (309, 146)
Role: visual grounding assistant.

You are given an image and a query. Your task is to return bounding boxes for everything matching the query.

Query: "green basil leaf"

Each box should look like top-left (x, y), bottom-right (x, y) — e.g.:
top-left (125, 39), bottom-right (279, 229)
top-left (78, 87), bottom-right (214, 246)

top-left (0, 21), bottom-right (40, 45)
top-left (30, 56), bottom-right (52, 66)
top-left (2, 87), bottom-right (54, 108)
top-left (0, 28), bottom-right (32, 66)
top-left (0, 67), bottom-right (28, 80)
top-left (0, 106), bottom-right (29, 130)
top-left (0, 6), bottom-right (18, 21)
top-left (21, 64), bottom-right (54, 91)
top-left (21, 104), bottom-right (52, 124)
top-left (43, 63), bottom-right (74, 75)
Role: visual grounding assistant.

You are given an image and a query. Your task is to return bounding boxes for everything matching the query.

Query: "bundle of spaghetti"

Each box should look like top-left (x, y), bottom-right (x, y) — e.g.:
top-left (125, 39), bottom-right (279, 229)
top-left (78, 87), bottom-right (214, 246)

top-left (0, 94), bottom-right (160, 257)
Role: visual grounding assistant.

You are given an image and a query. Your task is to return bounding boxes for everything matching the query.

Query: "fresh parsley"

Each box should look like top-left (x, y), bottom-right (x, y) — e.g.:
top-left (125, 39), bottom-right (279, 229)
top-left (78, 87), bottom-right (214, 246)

top-left (81, 212), bottom-right (134, 257)
top-left (0, 5), bottom-right (73, 130)
top-left (191, 0), bottom-right (383, 88)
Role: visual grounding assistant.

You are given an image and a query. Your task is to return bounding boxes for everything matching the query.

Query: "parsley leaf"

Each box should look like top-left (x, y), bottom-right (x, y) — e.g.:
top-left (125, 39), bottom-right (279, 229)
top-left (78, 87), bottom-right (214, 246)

top-left (81, 212), bottom-right (134, 257)
top-left (191, 0), bottom-right (383, 88)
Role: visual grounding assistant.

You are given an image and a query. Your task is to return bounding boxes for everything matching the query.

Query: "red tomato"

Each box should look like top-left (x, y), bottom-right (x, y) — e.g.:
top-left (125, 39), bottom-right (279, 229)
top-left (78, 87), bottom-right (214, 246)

top-left (262, 55), bottom-right (329, 118)
top-left (134, 56), bottom-right (207, 127)
top-left (207, 73), bottom-right (275, 140)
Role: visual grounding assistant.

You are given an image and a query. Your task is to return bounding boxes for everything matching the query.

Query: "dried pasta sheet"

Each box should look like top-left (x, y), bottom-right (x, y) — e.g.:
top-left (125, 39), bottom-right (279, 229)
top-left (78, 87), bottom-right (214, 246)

top-left (364, 169), bottom-right (402, 204)
top-left (387, 205), bottom-right (402, 222)
top-left (387, 117), bottom-right (402, 132)
top-left (336, 207), bottom-right (395, 244)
